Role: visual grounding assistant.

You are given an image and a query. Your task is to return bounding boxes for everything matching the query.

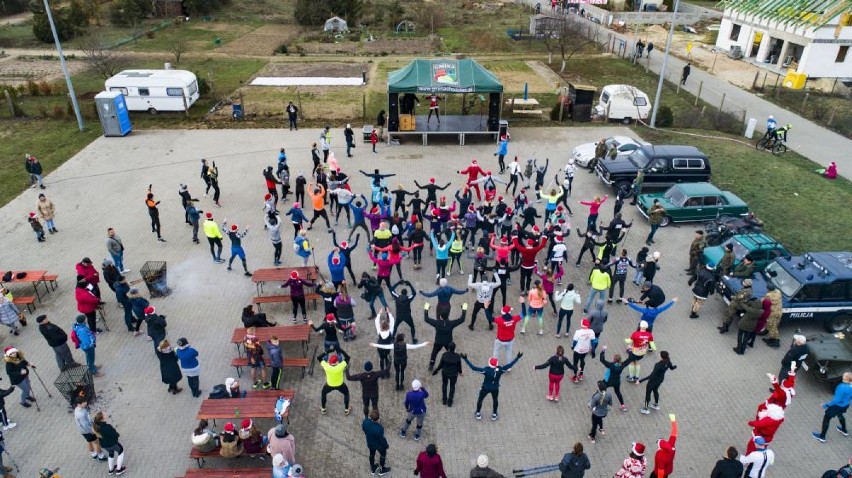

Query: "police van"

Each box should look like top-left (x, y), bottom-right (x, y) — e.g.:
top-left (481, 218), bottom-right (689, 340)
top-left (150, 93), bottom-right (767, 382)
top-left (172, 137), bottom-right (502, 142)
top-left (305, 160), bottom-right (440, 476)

top-left (719, 252), bottom-right (852, 332)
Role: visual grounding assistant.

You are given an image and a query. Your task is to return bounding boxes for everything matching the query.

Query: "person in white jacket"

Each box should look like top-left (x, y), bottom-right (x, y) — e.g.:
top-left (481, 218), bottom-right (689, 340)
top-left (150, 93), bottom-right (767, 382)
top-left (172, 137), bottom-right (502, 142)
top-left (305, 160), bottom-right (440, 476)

top-left (467, 274), bottom-right (501, 331)
top-left (374, 309), bottom-right (395, 371)
top-left (554, 284), bottom-right (581, 338)
top-left (571, 319), bottom-right (596, 382)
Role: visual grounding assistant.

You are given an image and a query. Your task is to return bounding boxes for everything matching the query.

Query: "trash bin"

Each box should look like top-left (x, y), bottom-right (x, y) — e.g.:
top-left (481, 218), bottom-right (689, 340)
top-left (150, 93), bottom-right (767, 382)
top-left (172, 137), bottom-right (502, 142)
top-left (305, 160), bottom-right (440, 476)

top-left (232, 103), bottom-right (243, 120)
top-left (54, 364), bottom-right (96, 406)
top-left (362, 124), bottom-right (374, 143)
top-left (499, 119), bottom-right (509, 138)
top-left (140, 261), bottom-right (171, 297)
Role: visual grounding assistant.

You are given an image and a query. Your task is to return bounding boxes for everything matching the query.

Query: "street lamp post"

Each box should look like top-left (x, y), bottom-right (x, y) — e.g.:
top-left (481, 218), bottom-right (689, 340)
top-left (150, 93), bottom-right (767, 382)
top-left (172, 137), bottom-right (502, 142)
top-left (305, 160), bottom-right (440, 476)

top-left (43, 0), bottom-right (84, 132)
top-left (649, 0), bottom-right (680, 128)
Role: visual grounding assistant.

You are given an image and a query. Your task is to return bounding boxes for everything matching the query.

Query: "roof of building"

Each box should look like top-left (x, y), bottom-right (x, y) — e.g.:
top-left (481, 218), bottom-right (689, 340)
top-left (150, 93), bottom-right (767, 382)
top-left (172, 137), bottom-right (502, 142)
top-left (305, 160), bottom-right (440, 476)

top-left (717, 0), bottom-right (851, 29)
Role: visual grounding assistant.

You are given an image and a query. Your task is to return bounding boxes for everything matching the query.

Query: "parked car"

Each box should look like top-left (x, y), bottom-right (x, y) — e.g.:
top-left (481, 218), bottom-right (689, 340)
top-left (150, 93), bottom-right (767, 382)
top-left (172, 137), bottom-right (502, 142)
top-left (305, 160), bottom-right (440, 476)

top-left (703, 233), bottom-right (790, 272)
top-left (595, 144), bottom-right (711, 197)
top-left (636, 183), bottom-right (748, 227)
top-left (803, 332), bottom-right (852, 384)
top-left (571, 136), bottom-right (645, 169)
top-left (594, 84), bottom-right (651, 124)
top-left (703, 214), bottom-right (764, 246)
top-left (719, 252), bottom-right (852, 332)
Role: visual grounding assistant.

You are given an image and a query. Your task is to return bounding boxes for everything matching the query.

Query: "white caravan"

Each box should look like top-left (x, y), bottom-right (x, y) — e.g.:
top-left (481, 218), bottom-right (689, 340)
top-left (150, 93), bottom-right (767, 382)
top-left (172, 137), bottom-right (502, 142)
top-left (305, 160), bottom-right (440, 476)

top-left (594, 84), bottom-right (652, 124)
top-left (104, 69), bottom-right (200, 114)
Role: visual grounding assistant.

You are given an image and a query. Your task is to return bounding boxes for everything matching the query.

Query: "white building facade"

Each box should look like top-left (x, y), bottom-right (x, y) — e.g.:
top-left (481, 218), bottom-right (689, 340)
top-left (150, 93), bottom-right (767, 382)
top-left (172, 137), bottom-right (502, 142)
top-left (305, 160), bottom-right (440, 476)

top-left (715, 1), bottom-right (852, 78)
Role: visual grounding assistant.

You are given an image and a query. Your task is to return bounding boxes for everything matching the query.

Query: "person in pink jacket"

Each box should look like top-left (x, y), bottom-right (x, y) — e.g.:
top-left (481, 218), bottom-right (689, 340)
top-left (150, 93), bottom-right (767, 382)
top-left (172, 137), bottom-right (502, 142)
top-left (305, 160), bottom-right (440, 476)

top-left (75, 278), bottom-right (102, 333)
top-left (534, 264), bottom-right (564, 315)
top-left (489, 234), bottom-right (515, 263)
top-left (579, 195), bottom-right (607, 233)
top-left (368, 250), bottom-right (402, 292)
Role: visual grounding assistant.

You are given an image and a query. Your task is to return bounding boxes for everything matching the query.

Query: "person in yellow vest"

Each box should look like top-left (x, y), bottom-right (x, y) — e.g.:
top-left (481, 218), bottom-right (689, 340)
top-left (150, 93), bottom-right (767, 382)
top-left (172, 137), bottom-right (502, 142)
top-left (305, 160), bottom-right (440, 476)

top-left (203, 212), bottom-right (225, 263)
top-left (318, 348), bottom-right (352, 416)
top-left (584, 263), bottom-right (612, 313)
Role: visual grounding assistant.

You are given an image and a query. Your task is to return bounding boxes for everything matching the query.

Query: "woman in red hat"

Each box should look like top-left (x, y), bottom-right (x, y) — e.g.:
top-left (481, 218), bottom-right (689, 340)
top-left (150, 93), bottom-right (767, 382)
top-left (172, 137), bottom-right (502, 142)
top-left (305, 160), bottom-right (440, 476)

top-left (219, 422), bottom-right (243, 458)
top-left (614, 442), bottom-right (647, 477)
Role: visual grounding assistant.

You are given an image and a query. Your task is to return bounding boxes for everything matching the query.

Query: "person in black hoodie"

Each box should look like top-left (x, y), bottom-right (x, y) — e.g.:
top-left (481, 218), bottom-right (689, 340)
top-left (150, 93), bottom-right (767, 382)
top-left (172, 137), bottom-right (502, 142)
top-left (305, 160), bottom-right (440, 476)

top-left (431, 342), bottom-right (462, 407)
top-left (240, 305), bottom-right (276, 328)
top-left (638, 350), bottom-right (677, 415)
top-left (575, 227), bottom-right (605, 266)
top-left (534, 345), bottom-right (576, 402)
top-left (423, 302), bottom-right (468, 371)
top-left (346, 360), bottom-right (390, 417)
top-left (599, 347), bottom-right (627, 411)
top-left (390, 280), bottom-right (417, 343)
top-left (332, 232), bottom-right (361, 285)
top-left (0, 385), bottom-right (15, 431)
top-left (710, 446), bottom-right (744, 478)
top-left (3, 347), bottom-right (33, 408)
top-left (143, 306), bottom-right (167, 354)
top-left (37, 314), bottom-right (80, 372)
top-left (93, 411), bottom-right (126, 475)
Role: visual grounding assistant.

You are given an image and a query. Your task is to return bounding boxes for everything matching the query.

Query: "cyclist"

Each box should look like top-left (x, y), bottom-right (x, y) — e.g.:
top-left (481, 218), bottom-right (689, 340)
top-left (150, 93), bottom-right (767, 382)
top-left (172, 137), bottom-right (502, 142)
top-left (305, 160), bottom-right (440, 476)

top-left (771, 123), bottom-right (791, 144)
top-left (765, 115), bottom-right (777, 135)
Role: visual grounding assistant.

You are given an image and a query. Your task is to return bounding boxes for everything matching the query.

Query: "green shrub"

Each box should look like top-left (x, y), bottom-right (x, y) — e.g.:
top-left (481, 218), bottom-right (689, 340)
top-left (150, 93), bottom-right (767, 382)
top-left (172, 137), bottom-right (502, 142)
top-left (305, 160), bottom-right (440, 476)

top-left (193, 72), bottom-right (211, 96)
top-left (275, 43), bottom-right (289, 55)
top-left (657, 105), bottom-right (674, 127)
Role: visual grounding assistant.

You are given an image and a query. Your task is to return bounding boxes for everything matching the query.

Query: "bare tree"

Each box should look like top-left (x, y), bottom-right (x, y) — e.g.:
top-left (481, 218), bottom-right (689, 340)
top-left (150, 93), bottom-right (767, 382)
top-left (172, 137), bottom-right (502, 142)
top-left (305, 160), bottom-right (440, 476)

top-left (554, 15), bottom-right (599, 73)
top-left (170, 32), bottom-right (188, 64)
top-left (80, 35), bottom-right (129, 80)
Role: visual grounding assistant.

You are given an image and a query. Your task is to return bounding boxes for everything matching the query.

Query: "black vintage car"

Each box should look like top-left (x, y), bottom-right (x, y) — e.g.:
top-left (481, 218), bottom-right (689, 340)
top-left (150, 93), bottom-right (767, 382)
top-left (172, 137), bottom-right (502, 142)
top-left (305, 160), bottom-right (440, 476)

top-left (594, 145), bottom-right (711, 197)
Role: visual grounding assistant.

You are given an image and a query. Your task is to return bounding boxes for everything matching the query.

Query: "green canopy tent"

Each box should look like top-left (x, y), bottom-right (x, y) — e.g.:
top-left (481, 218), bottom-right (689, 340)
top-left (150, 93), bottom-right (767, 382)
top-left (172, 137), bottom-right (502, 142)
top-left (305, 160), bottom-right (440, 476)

top-left (387, 58), bottom-right (503, 133)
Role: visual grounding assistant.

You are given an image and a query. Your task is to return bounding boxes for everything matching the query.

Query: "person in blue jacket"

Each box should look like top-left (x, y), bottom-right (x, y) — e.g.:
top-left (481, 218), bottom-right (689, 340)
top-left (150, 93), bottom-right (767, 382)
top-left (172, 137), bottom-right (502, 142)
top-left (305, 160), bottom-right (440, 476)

top-left (332, 231), bottom-right (360, 285)
top-left (175, 337), bottom-right (202, 397)
top-left (430, 230), bottom-right (454, 284)
top-left (293, 230), bottom-right (312, 267)
top-left (812, 371), bottom-right (852, 443)
top-left (494, 133), bottom-right (510, 174)
top-left (328, 249), bottom-right (347, 287)
top-left (362, 410), bottom-right (391, 476)
top-left (400, 379), bottom-right (429, 441)
top-left (622, 296), bottom-right (678, 333)
top-left (285, 203), bottom-right (307, 238)
top-left (420, 278), bottom-right (466, 320)
top-left (462, 352), bottom-right (523, 421)
top-left (349, 194), bottom-right (370, 241)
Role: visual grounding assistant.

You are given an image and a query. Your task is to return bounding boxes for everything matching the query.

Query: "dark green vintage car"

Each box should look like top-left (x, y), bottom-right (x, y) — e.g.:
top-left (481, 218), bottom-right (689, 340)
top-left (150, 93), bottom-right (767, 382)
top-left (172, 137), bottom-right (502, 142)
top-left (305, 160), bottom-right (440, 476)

top-left (637, 183), bottom-right (749, 227)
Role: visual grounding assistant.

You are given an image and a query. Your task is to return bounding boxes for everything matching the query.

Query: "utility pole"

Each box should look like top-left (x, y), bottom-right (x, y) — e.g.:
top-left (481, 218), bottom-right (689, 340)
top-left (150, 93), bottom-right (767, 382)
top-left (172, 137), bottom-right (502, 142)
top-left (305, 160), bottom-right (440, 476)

top-left (649, 0), bottom-right (679, 129)
top-left (43, 0), bottom-right (84, 132)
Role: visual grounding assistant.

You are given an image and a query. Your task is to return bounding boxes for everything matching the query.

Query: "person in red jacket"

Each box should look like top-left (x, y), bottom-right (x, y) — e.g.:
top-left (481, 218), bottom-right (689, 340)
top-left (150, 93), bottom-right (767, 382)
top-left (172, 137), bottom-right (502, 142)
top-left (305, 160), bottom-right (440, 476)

top-left (650, 414), bottom-right (678, 478)
top-left (414, 443), bottom-right (447, 478)
top-left (368, 250), bottom-right (403, 292)
top-left (76, 257), bottom-right (101, 298)
top-left (75, 278), bottom-right (102, 333)
top-left (757, 366), bottom-right (796, 415)
top-left (493, 301), bottom-right (524, 365)
top-left (512, 235), bottom-right (548, 292)
top-left (746, 403), bottom-right (784, 454)
top-left (458, 160), bottom-right (485, 201)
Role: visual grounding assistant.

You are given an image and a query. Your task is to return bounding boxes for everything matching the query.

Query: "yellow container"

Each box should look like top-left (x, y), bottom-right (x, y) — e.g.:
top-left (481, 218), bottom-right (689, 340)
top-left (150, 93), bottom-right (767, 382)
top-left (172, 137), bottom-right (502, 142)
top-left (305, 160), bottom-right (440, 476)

top-left (782, 71), bottom-right (807, 89)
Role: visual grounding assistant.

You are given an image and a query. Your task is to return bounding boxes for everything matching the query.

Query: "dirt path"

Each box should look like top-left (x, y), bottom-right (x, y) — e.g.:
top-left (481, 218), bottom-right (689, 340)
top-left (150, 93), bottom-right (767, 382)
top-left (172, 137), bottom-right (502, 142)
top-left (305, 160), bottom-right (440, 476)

top-left (0, 11), bottom-right (31, 27)
top-left (526, 60), bottom-right (562, 87)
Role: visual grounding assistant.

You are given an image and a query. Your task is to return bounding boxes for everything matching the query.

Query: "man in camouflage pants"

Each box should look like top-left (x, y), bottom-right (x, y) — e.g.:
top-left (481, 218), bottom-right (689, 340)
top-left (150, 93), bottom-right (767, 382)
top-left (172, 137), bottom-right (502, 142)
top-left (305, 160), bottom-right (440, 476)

top-left (761, 284), bottom-right (783, 348)
top-left (686, 230), bottom-right (706, 274)
top-left (718, 278), bottom-right (752, 334)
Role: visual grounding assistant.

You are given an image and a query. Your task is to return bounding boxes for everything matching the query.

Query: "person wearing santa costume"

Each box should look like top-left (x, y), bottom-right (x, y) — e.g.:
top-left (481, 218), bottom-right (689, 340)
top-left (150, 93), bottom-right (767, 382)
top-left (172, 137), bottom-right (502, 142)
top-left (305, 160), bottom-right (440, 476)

top-left (650, 414), bottom-right (678, 478)
top-left (746, 403), bottom-right (784, 454)
top-left (758, 363), bottom-right (796, 415)
top-left (458, 160), bottom-right (486, 201)
top-left (614, 442), bottom-right (647, 478)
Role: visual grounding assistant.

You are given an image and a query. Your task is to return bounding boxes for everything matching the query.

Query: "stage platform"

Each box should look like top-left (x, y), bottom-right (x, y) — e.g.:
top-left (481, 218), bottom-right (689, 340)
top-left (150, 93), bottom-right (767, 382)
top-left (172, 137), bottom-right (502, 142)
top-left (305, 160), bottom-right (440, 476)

top-left (388, 115), bottom-right (498, 145)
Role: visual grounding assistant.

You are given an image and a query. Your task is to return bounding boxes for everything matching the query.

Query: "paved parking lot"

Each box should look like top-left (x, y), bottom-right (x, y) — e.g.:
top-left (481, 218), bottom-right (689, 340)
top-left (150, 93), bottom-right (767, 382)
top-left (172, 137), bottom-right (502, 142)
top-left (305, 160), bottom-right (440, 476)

top-left (0, 126), bottom-right (845, 477)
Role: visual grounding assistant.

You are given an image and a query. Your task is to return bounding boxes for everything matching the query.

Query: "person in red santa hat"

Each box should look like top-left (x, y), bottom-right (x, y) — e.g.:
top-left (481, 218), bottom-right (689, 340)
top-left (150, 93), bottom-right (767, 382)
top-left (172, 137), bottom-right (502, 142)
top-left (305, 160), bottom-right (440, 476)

top-left (650, 414), bottom-right (678, 478)
top-left (415, 177), bottom-right (451, 207)
top-left (746, 403), bottom-right (784, 454)
top-left (458, 160), bottom-right (486, 201)
top-left (280, 270), bottom-right (314, 323)
top-left (757, 363), bottom-right (797, 415)
top-left (614, 442), bottom-right (647, 478)
top-left (512, 232), bottom-right (548, 292)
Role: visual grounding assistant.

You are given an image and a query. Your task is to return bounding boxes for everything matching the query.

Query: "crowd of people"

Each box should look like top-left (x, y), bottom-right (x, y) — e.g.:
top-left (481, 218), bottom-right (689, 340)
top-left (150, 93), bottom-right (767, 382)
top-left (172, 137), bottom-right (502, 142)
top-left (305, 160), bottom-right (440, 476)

top-left (2, 125), bottom-right (849, 478)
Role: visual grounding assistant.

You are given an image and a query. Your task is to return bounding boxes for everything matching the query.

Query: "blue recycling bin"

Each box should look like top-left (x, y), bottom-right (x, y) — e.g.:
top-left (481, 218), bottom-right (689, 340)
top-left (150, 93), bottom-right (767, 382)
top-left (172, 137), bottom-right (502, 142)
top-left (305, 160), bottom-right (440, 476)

top-left (94, 91), bottom-right (132, 137)
top-left (232, 103), bottom-right (243, 120)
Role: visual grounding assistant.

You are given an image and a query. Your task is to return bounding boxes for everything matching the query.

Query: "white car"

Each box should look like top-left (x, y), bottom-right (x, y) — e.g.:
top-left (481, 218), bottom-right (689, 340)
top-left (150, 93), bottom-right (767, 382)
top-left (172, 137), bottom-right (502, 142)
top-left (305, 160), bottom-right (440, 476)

top-left (571, 136), bottom-right (645, 169)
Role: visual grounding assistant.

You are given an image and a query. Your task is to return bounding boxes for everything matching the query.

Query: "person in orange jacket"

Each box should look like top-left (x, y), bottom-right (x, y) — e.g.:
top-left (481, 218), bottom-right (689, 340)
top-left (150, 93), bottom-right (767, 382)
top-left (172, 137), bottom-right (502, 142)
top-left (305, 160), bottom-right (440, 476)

top-left (650, 414), bottom-right (678, 478)
top-left (307, 183), bottom-right (331, 232)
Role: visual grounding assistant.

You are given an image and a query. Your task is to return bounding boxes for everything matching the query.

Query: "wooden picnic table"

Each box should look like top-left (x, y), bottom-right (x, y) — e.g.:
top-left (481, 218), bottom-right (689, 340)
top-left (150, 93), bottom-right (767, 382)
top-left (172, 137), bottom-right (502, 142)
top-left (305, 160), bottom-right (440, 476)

top-left (507, 98), bottom-right (542, 115)
top-left (251, 266), bottom-right (320, 295)
top-left (0, 270), bottom-right (48, 302)
top-left (196, 390), bottom-right (295, 423)
top-left (230, 324), bottom-right (310, 357)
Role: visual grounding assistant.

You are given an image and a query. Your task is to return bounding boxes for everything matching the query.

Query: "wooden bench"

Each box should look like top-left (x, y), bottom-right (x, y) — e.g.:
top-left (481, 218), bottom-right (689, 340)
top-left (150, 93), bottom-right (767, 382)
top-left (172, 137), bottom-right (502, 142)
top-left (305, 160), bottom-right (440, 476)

top-left (231, 357), bottom-right (311, 379)
top-left (512, 109), bottom-right (543, 115)
top-left (196, 390), bottom-right (295, 424)
top-left (43, 273), bottom-right (58, 291)
top-left (251, 292), bottom-right (320, 311)
top-left (12, 296), bottom-right (35, 313)
top-left (189, 446), bottom-right (221, 468)
top-left (178, 468), bottom-right (269, 477)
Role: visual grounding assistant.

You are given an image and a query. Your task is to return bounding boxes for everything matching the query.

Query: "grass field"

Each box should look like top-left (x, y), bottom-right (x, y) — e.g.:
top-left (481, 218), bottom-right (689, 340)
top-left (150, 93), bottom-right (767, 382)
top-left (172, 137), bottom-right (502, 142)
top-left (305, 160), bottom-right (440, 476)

top-left (0, 120), bottom-right (98, 206)
top-left (118, 22), bottom-right (257, 53)
top-left (634, 126), bottom-right (852, 253)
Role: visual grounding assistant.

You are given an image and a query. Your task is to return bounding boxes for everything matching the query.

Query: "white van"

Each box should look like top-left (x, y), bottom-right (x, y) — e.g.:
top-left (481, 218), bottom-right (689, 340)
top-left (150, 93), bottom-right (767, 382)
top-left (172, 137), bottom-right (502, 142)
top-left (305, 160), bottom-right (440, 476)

top-left (594, 84), bottom-right (652, 124)
top-left (104, 70), bottom-right (200, 114)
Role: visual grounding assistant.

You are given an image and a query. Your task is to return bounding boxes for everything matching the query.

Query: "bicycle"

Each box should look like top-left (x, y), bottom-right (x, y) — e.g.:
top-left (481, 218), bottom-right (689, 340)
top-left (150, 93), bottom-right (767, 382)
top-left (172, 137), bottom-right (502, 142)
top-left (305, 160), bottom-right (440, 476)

top-left (755, 136), bottom-right (788, 155)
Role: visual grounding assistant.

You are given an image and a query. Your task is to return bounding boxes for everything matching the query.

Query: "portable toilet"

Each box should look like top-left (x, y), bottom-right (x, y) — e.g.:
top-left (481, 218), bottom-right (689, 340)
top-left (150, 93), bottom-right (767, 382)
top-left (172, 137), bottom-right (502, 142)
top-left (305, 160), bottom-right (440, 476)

top-left (94, 91), bottom-right (132, 137)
